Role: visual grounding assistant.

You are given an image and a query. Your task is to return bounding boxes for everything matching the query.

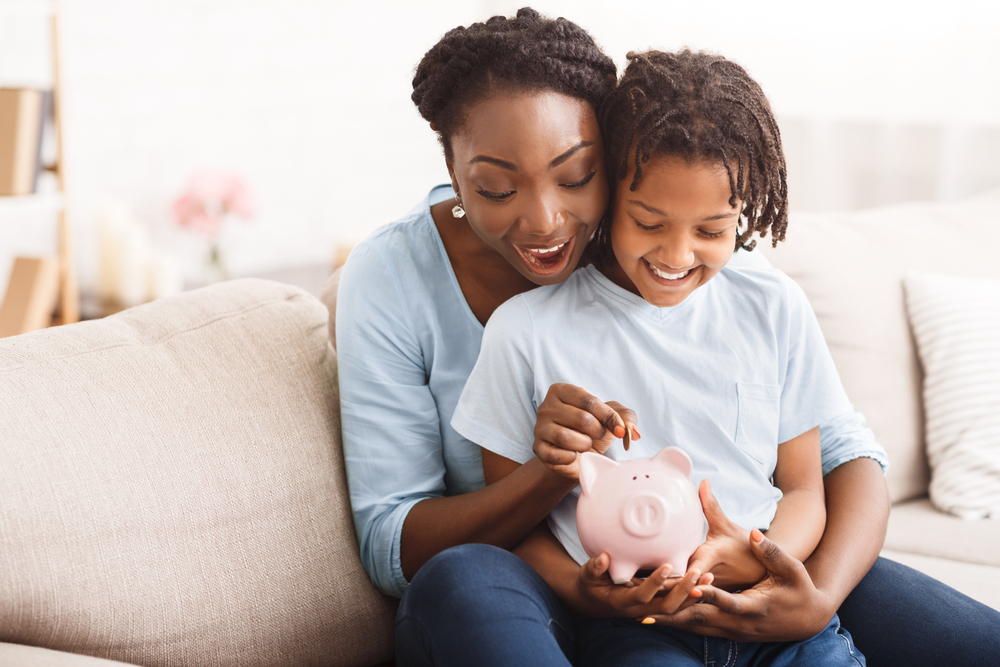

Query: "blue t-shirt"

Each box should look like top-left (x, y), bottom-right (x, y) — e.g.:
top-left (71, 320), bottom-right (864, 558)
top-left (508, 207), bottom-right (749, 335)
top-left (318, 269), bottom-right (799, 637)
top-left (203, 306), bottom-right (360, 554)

top-left (338, 186), bottom-right (888, 596)
top-left (452, 264), bottom-right (872, 566)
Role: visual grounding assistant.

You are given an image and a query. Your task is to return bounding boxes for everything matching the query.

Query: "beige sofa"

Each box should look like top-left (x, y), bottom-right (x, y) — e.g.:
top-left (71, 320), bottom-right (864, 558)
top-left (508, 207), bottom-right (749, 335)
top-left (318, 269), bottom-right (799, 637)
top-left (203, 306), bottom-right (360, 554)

top-left (757, 189), bottom-right (1000, 609)
top-left (0, 280), bottom-right (397, 667)
top-left (1, 192), bottom-right (997, 666)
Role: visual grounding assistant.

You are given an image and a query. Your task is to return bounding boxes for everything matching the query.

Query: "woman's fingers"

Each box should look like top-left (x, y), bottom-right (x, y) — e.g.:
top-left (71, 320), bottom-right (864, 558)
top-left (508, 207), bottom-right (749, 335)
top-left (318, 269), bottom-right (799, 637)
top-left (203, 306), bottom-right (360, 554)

top-left (747, 528), bottom-right (808, 583)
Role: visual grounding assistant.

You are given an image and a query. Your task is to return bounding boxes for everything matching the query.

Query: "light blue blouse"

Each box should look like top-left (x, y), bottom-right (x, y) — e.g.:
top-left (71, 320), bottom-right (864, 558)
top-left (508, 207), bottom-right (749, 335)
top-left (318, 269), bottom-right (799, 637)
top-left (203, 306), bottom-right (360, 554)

top-left (337, 186), bottom-right (889, 597)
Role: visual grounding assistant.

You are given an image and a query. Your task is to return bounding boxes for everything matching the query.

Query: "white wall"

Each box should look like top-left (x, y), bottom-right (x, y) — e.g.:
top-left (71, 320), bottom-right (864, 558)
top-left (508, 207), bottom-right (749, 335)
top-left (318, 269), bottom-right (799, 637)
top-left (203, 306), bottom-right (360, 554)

top-left (2, 0), bottom-right (999, 300)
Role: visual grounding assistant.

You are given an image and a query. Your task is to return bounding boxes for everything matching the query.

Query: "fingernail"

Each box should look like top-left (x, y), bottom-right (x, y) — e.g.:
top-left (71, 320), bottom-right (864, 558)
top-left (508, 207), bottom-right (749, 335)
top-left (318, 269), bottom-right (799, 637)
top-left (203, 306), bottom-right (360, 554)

top-left (641, 617), bottom-right (656, 625)
top-left (632, 426), bottom-right (641, 439)
top-left (614, 425), bottom-right (625, 438)
top-left (751, 527), bottom-right (764, 543)
top-left (688, 569), bottom-right (701, 581)
top-left (689, 588), bottom-right (702, 598)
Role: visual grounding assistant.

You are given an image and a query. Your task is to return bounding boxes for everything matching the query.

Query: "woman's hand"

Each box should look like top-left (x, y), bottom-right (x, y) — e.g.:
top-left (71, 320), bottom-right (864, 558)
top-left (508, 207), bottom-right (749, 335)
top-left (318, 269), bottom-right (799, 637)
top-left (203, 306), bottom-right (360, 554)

top-left (684, 480), bottom-right (766, 591)
top-left (533, 383), bottom-right (638, 480)
top-left (641, 530), bottom-right (836, 642)
top-left (573, 552), bottom-right (711, 619)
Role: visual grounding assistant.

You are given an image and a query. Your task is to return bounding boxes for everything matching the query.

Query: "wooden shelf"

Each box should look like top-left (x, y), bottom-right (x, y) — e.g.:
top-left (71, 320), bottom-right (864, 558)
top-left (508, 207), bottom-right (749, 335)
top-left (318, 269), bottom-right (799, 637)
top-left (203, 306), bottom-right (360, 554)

top-left (0, 1), bottom-right (77, 336)
top-left (0, 191), bottom-right (63, 217)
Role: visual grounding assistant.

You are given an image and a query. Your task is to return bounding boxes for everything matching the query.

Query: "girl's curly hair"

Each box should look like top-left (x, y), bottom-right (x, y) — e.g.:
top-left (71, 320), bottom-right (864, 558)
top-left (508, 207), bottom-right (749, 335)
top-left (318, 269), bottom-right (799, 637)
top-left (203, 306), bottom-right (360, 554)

top-left (591, 49), bottom-right (788, 266)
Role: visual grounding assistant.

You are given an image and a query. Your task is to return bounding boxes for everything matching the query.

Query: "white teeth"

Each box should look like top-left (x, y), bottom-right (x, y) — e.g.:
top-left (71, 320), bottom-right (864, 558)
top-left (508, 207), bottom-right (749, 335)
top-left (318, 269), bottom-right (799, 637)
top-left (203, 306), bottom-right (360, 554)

top-left (523, 243), bottom-right (566, 255)
top-left (520, 243), bottom-right (567, 265)
top-left (649, 264), bottom-right (691, 280)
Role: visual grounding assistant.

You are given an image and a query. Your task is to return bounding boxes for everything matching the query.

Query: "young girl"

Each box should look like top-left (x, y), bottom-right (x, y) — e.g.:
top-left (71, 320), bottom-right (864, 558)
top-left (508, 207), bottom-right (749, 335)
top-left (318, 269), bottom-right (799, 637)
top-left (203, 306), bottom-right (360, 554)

top-left (451, 50), bottom-right (868, 666)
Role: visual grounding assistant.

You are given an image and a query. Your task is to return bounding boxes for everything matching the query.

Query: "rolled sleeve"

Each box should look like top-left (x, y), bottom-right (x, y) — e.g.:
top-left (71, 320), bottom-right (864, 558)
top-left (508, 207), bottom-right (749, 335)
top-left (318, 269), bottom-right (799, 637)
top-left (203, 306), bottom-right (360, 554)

top-left (819, 408), bottom-right (890, 477)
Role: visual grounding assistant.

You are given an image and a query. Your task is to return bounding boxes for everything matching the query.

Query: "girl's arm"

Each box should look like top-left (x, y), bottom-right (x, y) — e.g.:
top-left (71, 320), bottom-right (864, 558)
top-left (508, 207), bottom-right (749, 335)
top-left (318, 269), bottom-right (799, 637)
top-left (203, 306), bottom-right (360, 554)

top-left (765, 426), bottom-right (826, 562)
top-left (401, 382), bottom-right (631, 581)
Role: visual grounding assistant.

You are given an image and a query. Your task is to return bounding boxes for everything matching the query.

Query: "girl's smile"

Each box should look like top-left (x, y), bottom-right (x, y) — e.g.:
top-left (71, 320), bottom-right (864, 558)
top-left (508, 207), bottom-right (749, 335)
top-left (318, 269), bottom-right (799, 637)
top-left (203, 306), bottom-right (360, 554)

top-left (604, 154), bottom-right (742, 307)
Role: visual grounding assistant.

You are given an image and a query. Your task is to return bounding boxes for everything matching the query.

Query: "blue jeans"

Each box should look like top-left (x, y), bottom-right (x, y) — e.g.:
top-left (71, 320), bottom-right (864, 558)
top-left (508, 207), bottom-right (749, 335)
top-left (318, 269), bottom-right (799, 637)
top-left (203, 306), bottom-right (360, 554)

top-left (575, 615), bottom-right (863, 666)
top-left (395, 544), bottom-right (575, 666)
top-left (396, 548), bottom-right (1000, 667)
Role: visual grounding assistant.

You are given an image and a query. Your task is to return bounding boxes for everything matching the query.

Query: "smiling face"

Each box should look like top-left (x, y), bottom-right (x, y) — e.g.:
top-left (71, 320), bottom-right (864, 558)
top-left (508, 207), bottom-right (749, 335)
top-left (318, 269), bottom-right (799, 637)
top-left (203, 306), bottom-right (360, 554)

top-left (603, 154), bottom-right (742, 307)
top-left (446, 90), bottom-right (609, 285)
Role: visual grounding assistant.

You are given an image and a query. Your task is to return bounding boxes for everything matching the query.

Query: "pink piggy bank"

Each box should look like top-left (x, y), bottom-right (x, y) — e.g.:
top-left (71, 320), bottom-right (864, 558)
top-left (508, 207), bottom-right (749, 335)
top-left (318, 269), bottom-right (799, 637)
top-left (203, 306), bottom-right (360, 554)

top-left (577, 447), bottom-right (705, 584)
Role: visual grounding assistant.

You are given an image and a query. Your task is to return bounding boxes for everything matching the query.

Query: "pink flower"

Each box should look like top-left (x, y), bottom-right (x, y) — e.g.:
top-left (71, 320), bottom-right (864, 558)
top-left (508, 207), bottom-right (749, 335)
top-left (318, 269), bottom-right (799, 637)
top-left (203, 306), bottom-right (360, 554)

top-left (172, 171), bottom-right (256, 237)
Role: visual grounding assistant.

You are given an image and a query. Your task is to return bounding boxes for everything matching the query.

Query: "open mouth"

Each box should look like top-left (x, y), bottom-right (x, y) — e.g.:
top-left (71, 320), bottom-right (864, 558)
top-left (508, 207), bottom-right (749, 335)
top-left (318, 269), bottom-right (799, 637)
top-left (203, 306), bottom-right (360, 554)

top-left (513, 238), bottom-right (575, 277)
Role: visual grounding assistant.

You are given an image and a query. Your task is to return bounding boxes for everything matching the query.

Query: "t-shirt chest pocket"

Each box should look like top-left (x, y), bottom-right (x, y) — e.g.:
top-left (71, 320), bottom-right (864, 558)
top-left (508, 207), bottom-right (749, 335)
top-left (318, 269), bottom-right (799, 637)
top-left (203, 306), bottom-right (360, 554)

top-left (735, 382), bottom-right (782, 465)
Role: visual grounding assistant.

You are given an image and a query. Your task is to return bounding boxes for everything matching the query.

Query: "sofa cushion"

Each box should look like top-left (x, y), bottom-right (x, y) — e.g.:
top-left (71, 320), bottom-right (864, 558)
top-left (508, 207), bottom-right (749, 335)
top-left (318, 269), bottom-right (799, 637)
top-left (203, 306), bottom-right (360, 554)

top-left (758, 190), bottom-right (1000, 502)
top-left (0, 279), bottom-right (396, 667)
top-left (879, 548), bottom-right (1000, 612)
top-left (885, 497), bottom-right (1000, 568)
top-left (0, 642), bottom-right (141, 666)
top-left (904, 272), bottom-right (1000, 518)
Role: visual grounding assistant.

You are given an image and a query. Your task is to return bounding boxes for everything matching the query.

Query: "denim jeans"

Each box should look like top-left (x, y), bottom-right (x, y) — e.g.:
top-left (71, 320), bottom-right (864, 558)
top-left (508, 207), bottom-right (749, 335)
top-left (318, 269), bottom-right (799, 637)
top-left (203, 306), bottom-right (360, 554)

top-left (396, 547), bottom-right (1000, 667)
top-left (575, 615), bottom-right (863, 666)
top-left (395, 544), bottom-right (575, 667)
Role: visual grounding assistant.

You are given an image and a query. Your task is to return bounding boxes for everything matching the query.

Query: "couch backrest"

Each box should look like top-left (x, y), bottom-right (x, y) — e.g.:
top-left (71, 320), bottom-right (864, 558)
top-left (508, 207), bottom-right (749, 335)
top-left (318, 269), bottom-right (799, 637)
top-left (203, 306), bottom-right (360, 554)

top-left (758, 190), bottom-right (1000, 503)
top-left (0, 279), bottom-right (396, 667)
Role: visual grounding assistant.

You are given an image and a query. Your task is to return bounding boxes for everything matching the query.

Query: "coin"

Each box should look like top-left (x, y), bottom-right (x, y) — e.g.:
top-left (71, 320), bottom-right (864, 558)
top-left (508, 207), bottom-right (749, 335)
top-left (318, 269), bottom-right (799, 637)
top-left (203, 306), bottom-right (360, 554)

top-left (623, 423), bottom-right (630, 451)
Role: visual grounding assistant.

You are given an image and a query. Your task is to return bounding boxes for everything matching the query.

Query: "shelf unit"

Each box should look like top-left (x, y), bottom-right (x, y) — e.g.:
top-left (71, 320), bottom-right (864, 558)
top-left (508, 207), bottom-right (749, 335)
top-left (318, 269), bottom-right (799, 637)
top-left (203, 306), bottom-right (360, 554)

top-left (0, 0), bottom-right (78, 337)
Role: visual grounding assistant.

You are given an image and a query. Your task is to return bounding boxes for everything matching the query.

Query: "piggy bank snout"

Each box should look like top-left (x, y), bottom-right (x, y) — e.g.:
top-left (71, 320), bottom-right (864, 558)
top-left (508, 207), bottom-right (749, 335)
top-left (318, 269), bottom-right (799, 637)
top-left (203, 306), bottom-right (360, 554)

top-left (620, 493), bottom-right (670, 537)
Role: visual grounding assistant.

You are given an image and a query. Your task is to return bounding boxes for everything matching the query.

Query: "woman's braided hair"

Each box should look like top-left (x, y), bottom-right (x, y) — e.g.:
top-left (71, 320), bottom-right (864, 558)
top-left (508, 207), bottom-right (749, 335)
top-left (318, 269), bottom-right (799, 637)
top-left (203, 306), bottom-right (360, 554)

top-left (592, 49), bottom-right (788, 265)
top-left (411, 7), bottom-right (617, 160)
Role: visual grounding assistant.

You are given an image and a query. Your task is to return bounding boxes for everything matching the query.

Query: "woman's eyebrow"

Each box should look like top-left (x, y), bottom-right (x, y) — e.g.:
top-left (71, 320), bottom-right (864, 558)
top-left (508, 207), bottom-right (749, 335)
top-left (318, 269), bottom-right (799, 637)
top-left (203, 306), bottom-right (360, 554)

top-left (549, 141), bottom-right (593, 168)
top-left (468, 140), bottom-right (594, 172)
top-left (468, 155), bottom-right (518, 171)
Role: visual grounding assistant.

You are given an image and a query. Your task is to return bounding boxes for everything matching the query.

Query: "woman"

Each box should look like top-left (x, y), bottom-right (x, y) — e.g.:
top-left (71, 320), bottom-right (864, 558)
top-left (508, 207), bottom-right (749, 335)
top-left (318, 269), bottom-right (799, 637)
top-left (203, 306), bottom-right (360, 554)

top-left (335, 7), bottom-right (1000, 666)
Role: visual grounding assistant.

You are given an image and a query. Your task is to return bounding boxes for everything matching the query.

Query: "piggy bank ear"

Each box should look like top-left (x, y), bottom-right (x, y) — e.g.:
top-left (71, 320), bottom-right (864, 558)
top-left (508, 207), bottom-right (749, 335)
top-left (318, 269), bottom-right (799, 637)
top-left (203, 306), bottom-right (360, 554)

top-left (652, 447), bottom-right (693, 478)
top-left (579, 452), bottom-right (618, 495)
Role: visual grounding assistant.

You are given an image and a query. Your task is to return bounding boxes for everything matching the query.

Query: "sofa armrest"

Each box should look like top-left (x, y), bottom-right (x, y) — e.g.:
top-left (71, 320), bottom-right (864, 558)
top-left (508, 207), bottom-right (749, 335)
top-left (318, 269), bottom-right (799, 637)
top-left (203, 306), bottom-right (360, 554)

top-left (0, 643), bottom-right (141, 666)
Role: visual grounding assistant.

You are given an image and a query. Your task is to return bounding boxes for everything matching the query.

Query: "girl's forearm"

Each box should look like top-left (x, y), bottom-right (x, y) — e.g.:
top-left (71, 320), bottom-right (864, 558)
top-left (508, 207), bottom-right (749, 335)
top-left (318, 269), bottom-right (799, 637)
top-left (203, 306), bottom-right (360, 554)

top-left (399, 457), bottom-right (577, 580)
top-left (804, 457), bottom-right (890, 603)
top-left (766, 487), bottom-right (827, 563)
top-left (513, 523), bottom-right (590, 612)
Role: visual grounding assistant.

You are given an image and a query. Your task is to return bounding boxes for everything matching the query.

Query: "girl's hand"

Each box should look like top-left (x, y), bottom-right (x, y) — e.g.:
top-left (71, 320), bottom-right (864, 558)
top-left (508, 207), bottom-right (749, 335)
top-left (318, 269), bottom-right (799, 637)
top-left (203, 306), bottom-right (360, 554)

top-left (533, 383), bottom-right (638, 480)
top-left (685, 480), bottom-right (766, 591)
top-left (638, 529), bottom-right (836, 642)
top-left (574, 552), bottom-right (711, 619)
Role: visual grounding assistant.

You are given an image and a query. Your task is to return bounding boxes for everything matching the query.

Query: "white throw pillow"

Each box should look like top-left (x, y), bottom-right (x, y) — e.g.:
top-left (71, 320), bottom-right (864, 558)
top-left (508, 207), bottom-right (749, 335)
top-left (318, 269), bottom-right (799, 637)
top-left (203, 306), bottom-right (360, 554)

top-left (904, 272), bottom-right (1000, 519)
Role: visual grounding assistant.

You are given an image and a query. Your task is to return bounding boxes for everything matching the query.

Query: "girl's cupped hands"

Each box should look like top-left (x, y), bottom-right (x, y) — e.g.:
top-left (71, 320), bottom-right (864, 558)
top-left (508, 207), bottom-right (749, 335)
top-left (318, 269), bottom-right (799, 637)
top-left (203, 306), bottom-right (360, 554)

top-left (573, 552), bottom-right (714, 619)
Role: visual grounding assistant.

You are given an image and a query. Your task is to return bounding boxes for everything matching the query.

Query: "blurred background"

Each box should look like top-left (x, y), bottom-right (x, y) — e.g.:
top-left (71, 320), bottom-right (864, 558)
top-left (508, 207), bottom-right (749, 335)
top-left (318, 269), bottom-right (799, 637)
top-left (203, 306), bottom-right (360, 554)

top-left (1, 0), bottom-right (999, 314)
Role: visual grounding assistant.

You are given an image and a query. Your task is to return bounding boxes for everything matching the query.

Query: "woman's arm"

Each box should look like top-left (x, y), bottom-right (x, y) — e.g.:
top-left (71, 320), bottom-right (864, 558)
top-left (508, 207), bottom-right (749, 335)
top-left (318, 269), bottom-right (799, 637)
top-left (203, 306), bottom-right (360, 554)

top-left (400, 457), bottom-right (576, 580)
top-left (804, 455), bottom-right (889, 603)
